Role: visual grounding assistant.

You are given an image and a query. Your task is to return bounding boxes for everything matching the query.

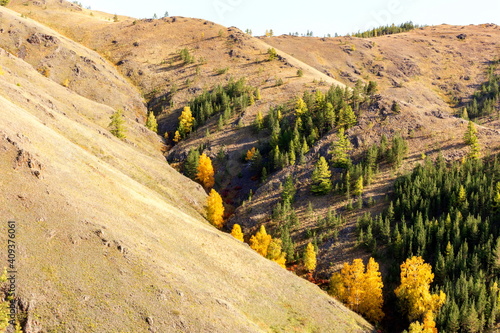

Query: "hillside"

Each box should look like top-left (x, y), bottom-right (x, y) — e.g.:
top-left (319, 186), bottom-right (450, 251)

top-left (2, 0), bottom-right (500, 331)
top-left (0, 2), bottom-right (374, 333)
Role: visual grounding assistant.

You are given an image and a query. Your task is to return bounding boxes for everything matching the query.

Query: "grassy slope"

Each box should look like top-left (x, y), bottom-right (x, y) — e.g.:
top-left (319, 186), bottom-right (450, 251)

top-left (14, 1), bottom-right (500, 277)
top-left (0, 4), bottom-right (373, 333)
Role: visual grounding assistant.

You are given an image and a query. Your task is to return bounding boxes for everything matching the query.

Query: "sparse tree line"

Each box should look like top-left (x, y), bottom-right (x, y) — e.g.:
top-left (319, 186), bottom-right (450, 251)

top-left (173, 78), bottom-right (258, 142)
top-left (351, 22), bottom-right (423, 38)
top-left (461, 61), bottom-right (500, 121)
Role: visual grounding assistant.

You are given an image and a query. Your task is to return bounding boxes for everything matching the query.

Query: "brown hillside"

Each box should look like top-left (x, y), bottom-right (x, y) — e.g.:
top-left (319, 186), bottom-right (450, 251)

top-left (0, 2), bottom-right (374, 332)
top-left (12, 0), bottom-right (500, 278)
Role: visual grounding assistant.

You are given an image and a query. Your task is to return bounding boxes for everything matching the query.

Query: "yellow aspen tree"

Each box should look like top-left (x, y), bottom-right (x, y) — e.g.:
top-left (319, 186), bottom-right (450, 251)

top-left (250, 225), bottom-right (272, 257)
top-left (341, 259), bottom-right (366, 312)
top-left (177, 106), bottom-right (195, 138)
top-left (394, 256), bottom-right (446, 322)
top-left (422, 311), bottom-right (438, 333)
top-left (359, 257), bottom-right (384, 322)
top-left (329, 258), bottom-right (384, 323)
top-left (303, 242), bottom-right (317, 272)
top-left (329, 272), bottom-right (346, 300)
top-left (230, 224), bottom-right (244, 241)
top-left (266, 238), bottom-right (286, 268)
top-left (196, 153), bottom-right (215, 190)
top-left (206, 189), bottom-right (224, 228)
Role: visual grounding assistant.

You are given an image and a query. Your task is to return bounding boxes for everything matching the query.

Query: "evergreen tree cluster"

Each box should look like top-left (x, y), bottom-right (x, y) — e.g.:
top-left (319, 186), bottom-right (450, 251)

top-left (351, 22), bottom-right (423, 38)
top-left (357, 155), bottom-right (500, 332)
top-left (186, 77), bottom-right (256, 135)
top-left (255, 82), bottom-right (377, 174)
top-left (462, 61), bottom-right (500, 120)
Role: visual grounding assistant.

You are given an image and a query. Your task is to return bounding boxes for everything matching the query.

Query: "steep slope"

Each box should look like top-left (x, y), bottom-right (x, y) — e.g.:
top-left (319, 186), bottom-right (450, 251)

top-left (0, 4), bottom-right (374, 333)
top-left (16, 0), bottom-right (500, 276)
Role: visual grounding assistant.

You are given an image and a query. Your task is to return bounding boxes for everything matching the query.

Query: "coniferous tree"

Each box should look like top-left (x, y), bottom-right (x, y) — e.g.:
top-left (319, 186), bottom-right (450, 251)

top-left (145, 111), bottom-right (158, 132)
top-left (109, 109), bottom-right (126, 139)
top-left (183, 148), bottom-right (200, 179)
top-left (464, 120), bottom-right (478, 145)
top-left (331, 128), bottom-right (352, 168)
top-left (338, 105), bottom-right (357, 129)
top-left (311, 156), bottom-right (332, 194)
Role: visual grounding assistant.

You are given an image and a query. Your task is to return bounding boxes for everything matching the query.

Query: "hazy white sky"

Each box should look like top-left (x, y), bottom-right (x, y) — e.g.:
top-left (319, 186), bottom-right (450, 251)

top-left (79, 0), bottom-right (500, 36)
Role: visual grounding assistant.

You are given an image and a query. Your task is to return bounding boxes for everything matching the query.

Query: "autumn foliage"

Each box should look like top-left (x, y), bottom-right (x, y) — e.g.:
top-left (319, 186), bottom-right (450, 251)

top-left (329, 257), bottom-right (384, 323)
top-left (394, 256), bottom-right (446, 323)
top-left (230, 224), bottom-right (244, 241)
top-left (250, 225), bottom-right (286, 268)
top-left (303, 243), bottom-right (317, 272)
top-left (206, 189), bottom-right (224, 228)
top-left (196, 154), bottom-right (215, 190)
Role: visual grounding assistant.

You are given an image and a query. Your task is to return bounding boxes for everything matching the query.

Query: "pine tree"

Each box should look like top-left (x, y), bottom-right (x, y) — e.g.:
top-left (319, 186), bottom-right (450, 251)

top-left (295, 97), bottom-right (308, 115)
top-left (206, 189), bottom-right (224, 228)
top-left (464, 120), bottom-right (478, 145)
top-left (250, 225), bottom-right (272, 257)
top-left (338, 105), bottom-right (357, 129)
top-left (109, 109), bottom-right (126, 139)
top-left (196, 153), bottom-right (215, 190)
top-left (464, 123), bottom-right (481, 159)
top-left (391, 100), bottom-right (401, 113)
top-left (353, 176), bottom-right (364, 196)
top-left (303, 242), bottom-right (317, 272)
top-left (254, 111), bottom-right (264, 131)
top-left (311, 156), bottom-right (332, 194)
top-left (230, 224), bottom-right (244, 241)
top-left (183, 148), bottom-right (200, 179)
top-left (394, 256), bottom-right (446, 322)
top-left (145, 111), bottom-right (158, 132)
top-left (331, 128), bottom-right (352, 168)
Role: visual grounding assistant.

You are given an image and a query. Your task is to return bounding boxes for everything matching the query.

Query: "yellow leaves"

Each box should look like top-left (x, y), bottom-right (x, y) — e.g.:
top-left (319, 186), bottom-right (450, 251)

top-left (303, 243), bottom-right (317, 272)
top-left (360, 257), bottom-right (384, 322)
top-left (250, 225), bottom-right (272, 257)
top-left (395, 256), bottom-right (446, 322)
top-left (196, 153), bottom-right (215, 190)
top-left (266, 238), bottom-right (286, 268)
top-left (249, 225), bottom-right (287, 268)
top-left (295, 97), bottom-right (308, 115)
top-left (329, 257), bottom-right (384, 323)
top-left (246, 147), bottom-right (257, 161)
top-left (408, 311), bottom-right (437, 333)
top-left (173, 130), bottom-right (181, 143)
top-left (230, 224), bottom-right (244, 242)
top-left (177, 106), bottom-right (195, 140)
top-left (206, 189), bottom-right (224, 228)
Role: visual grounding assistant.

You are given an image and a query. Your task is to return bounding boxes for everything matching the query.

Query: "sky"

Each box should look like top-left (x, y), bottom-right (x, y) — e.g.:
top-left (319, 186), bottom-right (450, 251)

top-left (78, 0), bottom-right (500, 37)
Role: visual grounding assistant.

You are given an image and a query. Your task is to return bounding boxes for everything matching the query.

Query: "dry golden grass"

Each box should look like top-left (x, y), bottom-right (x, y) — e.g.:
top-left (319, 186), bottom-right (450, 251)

top-left (0, 3), bottom-right (374, 332)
